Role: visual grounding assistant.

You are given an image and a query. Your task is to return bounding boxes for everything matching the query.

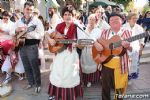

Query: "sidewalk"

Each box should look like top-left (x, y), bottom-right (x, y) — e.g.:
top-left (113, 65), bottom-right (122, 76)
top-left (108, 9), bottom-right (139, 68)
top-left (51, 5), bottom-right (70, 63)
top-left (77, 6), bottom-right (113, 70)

top-left (0, 61), bottom-right (150, 100)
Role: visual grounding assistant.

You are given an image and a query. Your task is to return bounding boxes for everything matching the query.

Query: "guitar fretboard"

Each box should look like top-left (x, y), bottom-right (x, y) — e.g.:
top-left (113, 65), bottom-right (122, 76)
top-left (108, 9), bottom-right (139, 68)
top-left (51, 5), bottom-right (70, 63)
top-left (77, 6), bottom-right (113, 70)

top-left (111, 31), bottom-right (149, 49)
top-left (56, 39), bottom-right (76, 44)
top-left (55, 39), bottom-right (94, 45)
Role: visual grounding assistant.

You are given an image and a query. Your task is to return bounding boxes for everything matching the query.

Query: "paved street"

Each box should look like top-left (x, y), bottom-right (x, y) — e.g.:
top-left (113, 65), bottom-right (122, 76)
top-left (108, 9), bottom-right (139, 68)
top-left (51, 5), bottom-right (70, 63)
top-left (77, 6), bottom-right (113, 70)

top-left (0, 61), bottom-right (150, 100)
top-left (0, 43), bottom-right (150, 100)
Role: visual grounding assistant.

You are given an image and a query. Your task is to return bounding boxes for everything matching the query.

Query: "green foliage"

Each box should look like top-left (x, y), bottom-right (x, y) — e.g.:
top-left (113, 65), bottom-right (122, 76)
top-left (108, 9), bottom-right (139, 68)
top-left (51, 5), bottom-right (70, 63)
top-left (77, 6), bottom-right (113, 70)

top-left (113, 0), bottom-right (132, 8)
top-left (125, 0), bottom-right (134, 11)
top-left (113, 0), bottom-right (135, 11)
top-left (142, 4), bottom-right (150, 14)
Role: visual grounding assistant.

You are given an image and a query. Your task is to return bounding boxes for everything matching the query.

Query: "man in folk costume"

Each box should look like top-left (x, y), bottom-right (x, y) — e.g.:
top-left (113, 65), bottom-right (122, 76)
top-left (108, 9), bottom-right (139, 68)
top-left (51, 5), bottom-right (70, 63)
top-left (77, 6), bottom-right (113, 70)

top-left (47, 6), bottom-right (83, 100)
top-left (94, 13), bottom-right (132, 100)
top-left (123, 13), bottom-right (144, 83)
top-left (15, 1), bottom-right (44, 93)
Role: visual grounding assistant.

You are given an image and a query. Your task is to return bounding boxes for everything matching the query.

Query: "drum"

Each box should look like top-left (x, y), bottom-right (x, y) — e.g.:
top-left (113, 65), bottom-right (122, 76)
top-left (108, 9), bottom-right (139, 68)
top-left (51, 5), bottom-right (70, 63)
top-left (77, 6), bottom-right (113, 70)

top-left (0, 84), bottom-right (12, 97)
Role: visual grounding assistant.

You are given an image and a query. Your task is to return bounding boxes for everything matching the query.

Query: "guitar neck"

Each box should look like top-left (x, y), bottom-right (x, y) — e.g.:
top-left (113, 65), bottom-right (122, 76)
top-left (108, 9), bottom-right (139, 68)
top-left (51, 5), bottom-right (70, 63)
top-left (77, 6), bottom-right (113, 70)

top-left (112, 32), bottom-right (149, 49)
top-left (56, 39), bottom-right (77, 44)
top-left (126, 32), bottom-right (148, 42)
top-left (55, 39), bottom-right (94, 45)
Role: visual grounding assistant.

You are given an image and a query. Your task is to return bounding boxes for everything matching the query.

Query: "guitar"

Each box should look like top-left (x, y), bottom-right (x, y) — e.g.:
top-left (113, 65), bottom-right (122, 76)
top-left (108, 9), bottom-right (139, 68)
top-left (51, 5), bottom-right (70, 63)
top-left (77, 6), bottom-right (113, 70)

top-left (92, 31), bottom-right (150, 64)
top-left (14, 25), bottom-right (36, 48)
top-left (48, 32), bottom-right (94, 53)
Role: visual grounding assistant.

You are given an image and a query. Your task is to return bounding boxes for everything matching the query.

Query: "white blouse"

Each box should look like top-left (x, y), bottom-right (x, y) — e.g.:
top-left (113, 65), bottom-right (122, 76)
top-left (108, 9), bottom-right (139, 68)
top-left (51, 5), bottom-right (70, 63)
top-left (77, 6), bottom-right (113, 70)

top-left (81, 27), bottom-right (101, 73)
top-left (0, 19), bottom-right (15, 42)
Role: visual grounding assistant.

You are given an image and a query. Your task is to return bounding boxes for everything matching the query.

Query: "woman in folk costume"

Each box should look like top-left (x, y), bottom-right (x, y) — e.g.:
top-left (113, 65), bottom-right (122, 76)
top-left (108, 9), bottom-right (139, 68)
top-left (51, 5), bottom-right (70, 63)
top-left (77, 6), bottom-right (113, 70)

top-left (0, 11), bottom-right (14, 56)
top-left (80, 14), bottom-right (101, 87)
top-left (1, 51), bottom-right (25, 84)
top-left (0, 11), bottom-right (25, 84)
top-left (94, 6), bottom-right (110, 30)
top-left (47, 6), bottom-right (83, 100)
top-left (94, 13), bottom-right (132, 100)
top-left (123, 13), bottom-right (144, 82)
top-left (0, 10), bottom-right (15, 69)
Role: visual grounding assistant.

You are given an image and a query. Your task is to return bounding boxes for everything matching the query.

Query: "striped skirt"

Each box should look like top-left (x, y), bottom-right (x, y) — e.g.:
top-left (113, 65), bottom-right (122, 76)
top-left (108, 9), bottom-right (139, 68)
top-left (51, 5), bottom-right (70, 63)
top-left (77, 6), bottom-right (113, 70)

top-left (48, 83), bottom-right (83, 100)
top-left (82, 70), bottom-right (101, 85)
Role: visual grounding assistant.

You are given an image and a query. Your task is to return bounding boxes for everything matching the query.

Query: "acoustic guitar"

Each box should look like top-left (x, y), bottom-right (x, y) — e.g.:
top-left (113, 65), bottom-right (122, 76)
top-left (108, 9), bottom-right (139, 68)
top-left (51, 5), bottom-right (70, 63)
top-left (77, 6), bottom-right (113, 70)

top-left (92, 31), bottom-right (150, 64)
top-left (48, 32), bottom-right (94, 53)
top-left (14, 25), bottom-right (36, 48)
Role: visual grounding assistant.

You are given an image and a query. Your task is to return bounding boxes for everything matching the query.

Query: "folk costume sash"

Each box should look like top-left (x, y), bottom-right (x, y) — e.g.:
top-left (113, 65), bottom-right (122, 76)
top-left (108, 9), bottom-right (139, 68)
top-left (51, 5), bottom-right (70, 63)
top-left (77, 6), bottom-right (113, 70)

top-left (56, 22), bottom-right (77, 51)
top-left (21, 16), bottom-right (33, 25)
top-left (101, 28), bottom-right (131, 97)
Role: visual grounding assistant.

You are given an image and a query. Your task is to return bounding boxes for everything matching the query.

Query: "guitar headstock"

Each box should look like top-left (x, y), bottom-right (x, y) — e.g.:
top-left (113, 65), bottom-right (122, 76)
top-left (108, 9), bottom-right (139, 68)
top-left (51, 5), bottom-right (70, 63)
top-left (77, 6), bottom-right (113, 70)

top-left (78, 39), bottom-right (94, 45)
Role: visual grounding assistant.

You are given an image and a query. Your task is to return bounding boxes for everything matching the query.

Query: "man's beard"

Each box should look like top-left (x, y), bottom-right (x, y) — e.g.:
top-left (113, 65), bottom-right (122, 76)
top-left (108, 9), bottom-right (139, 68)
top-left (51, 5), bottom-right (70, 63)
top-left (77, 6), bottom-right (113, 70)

top-left (49, 12), bottom-right (54, 18)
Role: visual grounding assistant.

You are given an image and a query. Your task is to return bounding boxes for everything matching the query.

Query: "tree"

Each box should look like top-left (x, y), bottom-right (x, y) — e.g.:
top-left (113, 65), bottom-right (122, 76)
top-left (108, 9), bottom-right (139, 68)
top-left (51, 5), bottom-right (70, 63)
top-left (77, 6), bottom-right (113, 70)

top-left (143, 3), bottom-right (150, 14)
top-left (112, 0), bottom-right (134, 10)
top-left (56, 0), bottom-right (82, 10)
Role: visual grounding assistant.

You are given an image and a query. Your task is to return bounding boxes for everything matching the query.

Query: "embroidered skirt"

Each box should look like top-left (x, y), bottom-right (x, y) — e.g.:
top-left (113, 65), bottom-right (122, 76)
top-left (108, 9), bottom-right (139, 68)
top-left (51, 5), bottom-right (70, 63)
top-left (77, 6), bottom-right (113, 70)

top-left (82, 70), bottom-right (101, 85)
top-left (48, 82), bottom-right (83, 100)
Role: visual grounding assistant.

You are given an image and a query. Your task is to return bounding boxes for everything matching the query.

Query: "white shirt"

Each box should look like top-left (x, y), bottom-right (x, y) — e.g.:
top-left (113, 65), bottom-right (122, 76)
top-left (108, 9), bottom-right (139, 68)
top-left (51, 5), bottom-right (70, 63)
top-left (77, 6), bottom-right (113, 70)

top-left (123, 23), bottom-right (144, 51)
top-left (14, 17), bottom-right (44, 39)
top-left (49, 13), bottom-right (62, 29)
top-left (81, 27), bottom-right (101, 73)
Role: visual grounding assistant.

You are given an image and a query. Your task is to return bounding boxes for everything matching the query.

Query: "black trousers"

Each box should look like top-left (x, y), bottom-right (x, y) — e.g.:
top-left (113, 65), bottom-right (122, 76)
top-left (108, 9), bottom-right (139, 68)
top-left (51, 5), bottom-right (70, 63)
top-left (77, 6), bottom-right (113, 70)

top-left (101, 66), bottom-right (115, 100)
top-left (101, 66), bottom-right (124, 100)
top-left (20, 44), bottom-right (41, 87)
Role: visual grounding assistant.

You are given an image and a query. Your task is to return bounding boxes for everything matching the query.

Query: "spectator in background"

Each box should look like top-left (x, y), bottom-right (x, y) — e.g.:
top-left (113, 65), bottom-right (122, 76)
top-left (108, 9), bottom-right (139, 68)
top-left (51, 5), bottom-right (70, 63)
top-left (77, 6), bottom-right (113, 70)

top-left (142, 11), bottom-right (150, 31)
top-left (79, 11), bottom-right (88, 26)
top-left (139, 11), bottom-right (150, 45)
top-left (0, 7), bottom-right (4, 19)
top-left (123, 13), bottom-right (144, 84)
top-left (105, 6), bottom-right (112, 20)
top-left (33, 8), bottom-right (40, 18)
top-left (48, 6), bottom-right (62, 30)
top-left (10, 9), bottom-right (22, 22)
top-left (94, 7), bottom-right (110, 30)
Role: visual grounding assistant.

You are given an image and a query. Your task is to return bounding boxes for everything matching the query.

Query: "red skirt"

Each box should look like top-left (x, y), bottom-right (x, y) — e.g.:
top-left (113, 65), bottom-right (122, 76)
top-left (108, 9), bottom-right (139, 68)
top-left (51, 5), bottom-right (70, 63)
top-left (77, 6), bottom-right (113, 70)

top-left (48, 82), bottom-right (83, 100)
top-left (0, 40), bottom-right (14, 55)
top-left (82, 70), bottom-right (101, 85)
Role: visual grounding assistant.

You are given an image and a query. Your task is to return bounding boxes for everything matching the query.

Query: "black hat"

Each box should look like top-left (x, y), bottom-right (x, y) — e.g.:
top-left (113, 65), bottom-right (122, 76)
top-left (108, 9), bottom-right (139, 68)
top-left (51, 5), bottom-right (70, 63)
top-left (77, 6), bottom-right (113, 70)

top-left (108, 13), bottom-right (123, 21)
